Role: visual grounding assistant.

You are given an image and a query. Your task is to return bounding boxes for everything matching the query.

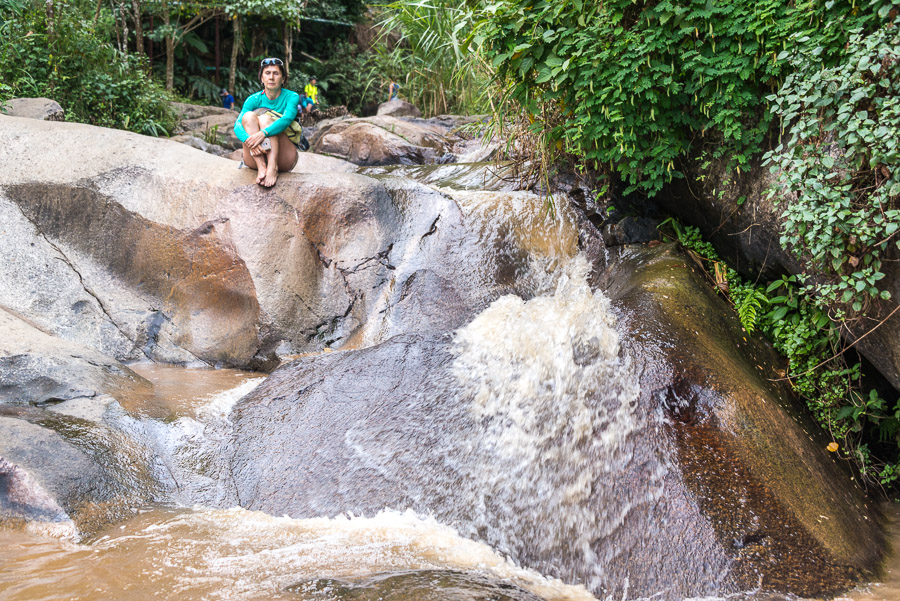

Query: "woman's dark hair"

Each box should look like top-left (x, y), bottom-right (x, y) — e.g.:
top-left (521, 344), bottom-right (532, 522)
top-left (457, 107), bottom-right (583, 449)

top-left (258, 59), bottom-right (288, 85)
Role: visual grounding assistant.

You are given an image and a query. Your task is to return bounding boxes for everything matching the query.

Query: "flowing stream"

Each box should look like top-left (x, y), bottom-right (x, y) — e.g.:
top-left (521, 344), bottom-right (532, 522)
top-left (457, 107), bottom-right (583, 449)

top-left (1, 163), bottom-right (894, 600)
top-left (1, 361), bottom-right (898, 601)
top-left (2, 304), bottom-right (898, 601)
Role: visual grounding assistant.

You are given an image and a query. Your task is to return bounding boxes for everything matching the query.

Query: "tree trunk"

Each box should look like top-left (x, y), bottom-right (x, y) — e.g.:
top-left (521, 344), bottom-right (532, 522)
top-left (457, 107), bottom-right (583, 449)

top-left (109, 0), bottom-right (122, 51)
top-left (162, 0), bottom-right (174, 91)
top-left (94, 0), bottom-right (102, 26)
top-left (214, 14), bottom-right (220, 85)
top-left (45, 0), bottom-right (54, 40)
top-left (282, 22), bottom-right (292, 77)
top-left (132, 0), bottom-right (143, 55)
top-left (229, 15), bottom-right (241, 94)
top-left (250, 25), bottom-right (261, 61)
top-left (117, 0), bottom-right (129, 54)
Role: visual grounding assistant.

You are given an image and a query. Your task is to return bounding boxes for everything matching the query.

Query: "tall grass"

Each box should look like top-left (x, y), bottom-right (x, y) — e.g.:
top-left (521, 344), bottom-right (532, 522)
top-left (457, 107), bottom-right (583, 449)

top-left (376, 0), bottom-right (490, 116)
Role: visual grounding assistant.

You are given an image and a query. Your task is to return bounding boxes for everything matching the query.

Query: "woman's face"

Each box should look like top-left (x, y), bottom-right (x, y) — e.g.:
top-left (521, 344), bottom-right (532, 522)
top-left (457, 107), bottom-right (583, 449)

top-left (261, 65), bottom-right (283, 91)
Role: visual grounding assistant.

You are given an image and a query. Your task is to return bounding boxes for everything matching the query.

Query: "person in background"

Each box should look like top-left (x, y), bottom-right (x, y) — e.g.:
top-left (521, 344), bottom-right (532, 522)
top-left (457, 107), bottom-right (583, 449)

top-left (219, 88), bottom-right (235, 110)
top-left (304, 77), bottom-right (318, 111)
top-left (233, 58), bottom-right (302, 188)
top-left (298, 91), bottom-right (315, 114)
top-left (387, 79), bottom-right (400, 101)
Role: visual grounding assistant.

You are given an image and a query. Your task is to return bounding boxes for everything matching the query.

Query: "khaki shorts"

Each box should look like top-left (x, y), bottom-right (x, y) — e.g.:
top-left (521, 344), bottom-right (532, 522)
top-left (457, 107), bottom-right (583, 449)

top-left (253, 108), bottom-right (303, 146)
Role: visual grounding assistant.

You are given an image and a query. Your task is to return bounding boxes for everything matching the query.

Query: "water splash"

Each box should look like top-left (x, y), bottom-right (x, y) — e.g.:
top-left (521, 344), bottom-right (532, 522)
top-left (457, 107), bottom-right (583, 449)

top-left (112, 372), bottom-right (265, 505)
top-left (0, 506), bottom-right (599, 601)
top-left (448, 256), bottom-right (650, 591)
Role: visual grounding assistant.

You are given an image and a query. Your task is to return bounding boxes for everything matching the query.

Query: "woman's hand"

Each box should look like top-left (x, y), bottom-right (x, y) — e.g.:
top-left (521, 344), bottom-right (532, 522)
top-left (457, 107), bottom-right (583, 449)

top-left (246, 130), bottom-right (267, 155)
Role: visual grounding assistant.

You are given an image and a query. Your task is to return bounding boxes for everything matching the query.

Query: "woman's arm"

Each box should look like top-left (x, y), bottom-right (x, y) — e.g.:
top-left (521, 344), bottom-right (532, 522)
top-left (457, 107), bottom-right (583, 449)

top-left (262, 91), bottom-right (300, 137)
top-left (233, 94), bottom-right (260, 142)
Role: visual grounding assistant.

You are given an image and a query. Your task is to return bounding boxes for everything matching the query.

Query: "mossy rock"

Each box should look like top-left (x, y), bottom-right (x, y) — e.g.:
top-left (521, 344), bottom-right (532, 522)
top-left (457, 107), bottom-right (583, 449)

top-left (602, 243), bottom-right (885, 596)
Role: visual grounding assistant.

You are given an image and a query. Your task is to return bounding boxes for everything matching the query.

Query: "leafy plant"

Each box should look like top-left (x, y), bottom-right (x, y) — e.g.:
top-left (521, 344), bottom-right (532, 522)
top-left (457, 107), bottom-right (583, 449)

top-left (376, 0), bottom-right (491, 116)
top-left (477, 0), bottom-right (893, 197)
top-left (762, 18), bottom-right (900, 317)
top-left (0, 0), bottom-right (176, 135)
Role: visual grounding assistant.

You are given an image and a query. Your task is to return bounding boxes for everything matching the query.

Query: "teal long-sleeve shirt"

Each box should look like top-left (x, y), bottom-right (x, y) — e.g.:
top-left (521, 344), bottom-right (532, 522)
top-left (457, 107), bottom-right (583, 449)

top-left (233, 88), bottom-right (300, 142)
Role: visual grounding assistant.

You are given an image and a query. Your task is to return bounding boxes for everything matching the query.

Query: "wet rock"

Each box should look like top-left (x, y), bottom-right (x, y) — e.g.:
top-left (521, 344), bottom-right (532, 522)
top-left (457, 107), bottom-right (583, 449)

top-left (225, 243), bottom-right (883, 601)
top-left (0, 456), bottom-right (72, 526)
top-left (377, 99), bottom-right (423, 118)
top-left (0, 399), bottom-right (163, 537)
top-left (599, 243), bottom-right (884, 597)
top-left (0, 307), bottom-right (152, 405)
top-left (1, 97), bottom-right (65, 121)
top-left (358, 162), bottom-right (521, 192)
top-left (288, 570), bottom-right (546, 601)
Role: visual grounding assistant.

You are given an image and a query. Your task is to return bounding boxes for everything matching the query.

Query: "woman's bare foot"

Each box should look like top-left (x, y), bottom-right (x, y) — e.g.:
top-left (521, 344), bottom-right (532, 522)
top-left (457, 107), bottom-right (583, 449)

top-left (255, 166), bottom-right (267, 185)
top-left (262, 165), bottom-right (278, 188)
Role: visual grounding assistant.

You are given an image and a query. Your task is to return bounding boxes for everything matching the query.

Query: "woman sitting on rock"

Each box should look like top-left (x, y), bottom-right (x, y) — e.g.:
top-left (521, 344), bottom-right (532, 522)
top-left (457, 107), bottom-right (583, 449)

top-left (233, 58), bottom-right (302, 187)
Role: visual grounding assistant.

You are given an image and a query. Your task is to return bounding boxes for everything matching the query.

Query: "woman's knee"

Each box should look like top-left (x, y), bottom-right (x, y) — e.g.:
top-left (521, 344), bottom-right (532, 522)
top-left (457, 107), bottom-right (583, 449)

top-left (241, 112), bottom-right (259, 128)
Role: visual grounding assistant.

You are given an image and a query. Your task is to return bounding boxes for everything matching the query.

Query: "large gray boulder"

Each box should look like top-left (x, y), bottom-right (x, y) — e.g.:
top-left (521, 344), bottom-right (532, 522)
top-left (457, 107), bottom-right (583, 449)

top-left (222, 243), bottom-right (883, 600)
top-left (377, 99), bottom-right (423, 118)
top-left (0, 115), bottom-right (528, 368)
top-left (311, 116), bottom-right (449, 165)
top-left (2, 97), bottom-right (65, 121)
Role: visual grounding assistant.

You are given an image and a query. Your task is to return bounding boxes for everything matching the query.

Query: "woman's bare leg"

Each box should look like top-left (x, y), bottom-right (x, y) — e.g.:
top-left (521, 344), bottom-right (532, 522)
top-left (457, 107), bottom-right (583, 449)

top-left (261, 131), bottom-right (279, 187)
top-left (276, 132), bottom-right (298, 173)
top-left (241, 112), bottom-right (268, 184)
top-left (257, 113), bottom-right (280, 187)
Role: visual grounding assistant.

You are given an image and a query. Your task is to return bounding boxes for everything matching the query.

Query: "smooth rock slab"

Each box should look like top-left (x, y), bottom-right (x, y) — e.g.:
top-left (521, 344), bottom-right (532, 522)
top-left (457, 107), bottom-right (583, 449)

top-left (2, 97), bottom-right (65, 121)
top-left (0, 116), bottom-right (493, 366)
top-left (0, 307), bottom-right (151, 405)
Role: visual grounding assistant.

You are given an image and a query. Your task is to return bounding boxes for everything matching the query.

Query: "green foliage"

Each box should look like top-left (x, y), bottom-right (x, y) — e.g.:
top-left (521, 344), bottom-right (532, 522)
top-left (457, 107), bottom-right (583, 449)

top-left (377, 0), bottom-right (491, 116)
top-left (661, 219), bottom-right (900, 487)
top-left (299, 41), bottom-right (381, 114)
top-left (0, 0), bottom-right (175, 136)
top-left (734, 288), bottom-right (768, 334)
top-left (477, 0), bottom-right (896, 196)
top-left (762, 19), bottom-right (900, 316)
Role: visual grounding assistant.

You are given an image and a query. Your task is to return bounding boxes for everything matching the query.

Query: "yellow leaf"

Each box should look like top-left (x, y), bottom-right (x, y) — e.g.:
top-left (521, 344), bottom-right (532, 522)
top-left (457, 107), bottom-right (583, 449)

top-left (827, 442), bottom-right (839, 453)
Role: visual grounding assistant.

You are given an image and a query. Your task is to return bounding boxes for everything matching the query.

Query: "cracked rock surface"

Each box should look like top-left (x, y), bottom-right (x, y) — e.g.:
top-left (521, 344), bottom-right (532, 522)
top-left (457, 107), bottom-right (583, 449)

top-left (0, 115), bottom-right (495, 368)
top-left (0, 307), bottom-right (151, 405)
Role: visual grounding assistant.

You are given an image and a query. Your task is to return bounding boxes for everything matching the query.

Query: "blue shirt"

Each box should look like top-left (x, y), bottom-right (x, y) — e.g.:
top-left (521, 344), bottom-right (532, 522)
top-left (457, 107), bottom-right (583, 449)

top-left (222, 94), bottom-right (234, 109)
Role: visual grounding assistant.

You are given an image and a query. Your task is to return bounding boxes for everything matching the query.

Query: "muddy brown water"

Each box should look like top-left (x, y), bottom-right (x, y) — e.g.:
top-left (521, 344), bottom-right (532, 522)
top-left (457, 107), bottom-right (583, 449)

top-left (2, 364), bottom-right (898, 601)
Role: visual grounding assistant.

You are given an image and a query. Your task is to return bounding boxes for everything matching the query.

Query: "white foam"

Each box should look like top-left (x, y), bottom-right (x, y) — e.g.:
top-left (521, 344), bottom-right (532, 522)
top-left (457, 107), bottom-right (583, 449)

top-left (450, 255), bottom-right (650, 591)
top-left (123, 506), bottom-right (601, 601)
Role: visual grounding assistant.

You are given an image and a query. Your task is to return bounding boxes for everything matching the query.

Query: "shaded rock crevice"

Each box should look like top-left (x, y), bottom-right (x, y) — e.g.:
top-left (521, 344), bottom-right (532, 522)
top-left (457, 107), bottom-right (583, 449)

top-left (8, 198), bottom-right (148, 361)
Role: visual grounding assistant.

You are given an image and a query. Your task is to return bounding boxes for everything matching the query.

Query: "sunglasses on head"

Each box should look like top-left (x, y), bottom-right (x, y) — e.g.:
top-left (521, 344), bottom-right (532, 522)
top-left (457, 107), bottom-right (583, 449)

top-left (260, 58), bottom-right (284, 66)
